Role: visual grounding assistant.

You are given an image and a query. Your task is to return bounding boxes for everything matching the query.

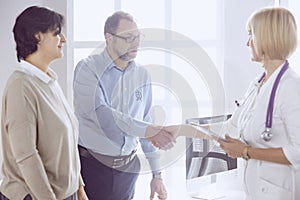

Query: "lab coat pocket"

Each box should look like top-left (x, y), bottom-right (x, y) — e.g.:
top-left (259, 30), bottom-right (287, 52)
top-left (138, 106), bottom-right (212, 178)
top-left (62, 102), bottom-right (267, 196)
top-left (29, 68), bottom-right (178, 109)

top-left (257, 177), bottom-right (292, 200)
top-left (257, 162), bottom-right (293, 199)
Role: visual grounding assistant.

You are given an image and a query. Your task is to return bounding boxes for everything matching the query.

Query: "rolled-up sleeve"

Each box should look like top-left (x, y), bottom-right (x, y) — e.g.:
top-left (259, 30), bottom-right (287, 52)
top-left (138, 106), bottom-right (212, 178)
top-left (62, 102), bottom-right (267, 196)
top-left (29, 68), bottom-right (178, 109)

top-left (140, 138), bottom-right (161, 173)
top-left (280, 77), bottom-right (300, 170)
top-left (139, 82), bottom-right (161, 173)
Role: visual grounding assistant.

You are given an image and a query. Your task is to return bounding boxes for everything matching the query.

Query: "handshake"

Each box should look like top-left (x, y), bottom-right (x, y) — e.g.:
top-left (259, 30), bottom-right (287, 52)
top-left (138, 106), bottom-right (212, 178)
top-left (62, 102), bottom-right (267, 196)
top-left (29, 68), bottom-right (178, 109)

top-left (145, 124), bottom-right (212, 150)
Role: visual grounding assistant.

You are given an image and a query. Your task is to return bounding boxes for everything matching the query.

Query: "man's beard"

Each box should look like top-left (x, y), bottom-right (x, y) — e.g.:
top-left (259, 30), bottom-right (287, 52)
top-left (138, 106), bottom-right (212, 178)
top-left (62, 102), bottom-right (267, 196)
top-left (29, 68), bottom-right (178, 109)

top-left (113, 46), bottom-right (135, 62)
top-left (119, 53), bottom-right (134, 61)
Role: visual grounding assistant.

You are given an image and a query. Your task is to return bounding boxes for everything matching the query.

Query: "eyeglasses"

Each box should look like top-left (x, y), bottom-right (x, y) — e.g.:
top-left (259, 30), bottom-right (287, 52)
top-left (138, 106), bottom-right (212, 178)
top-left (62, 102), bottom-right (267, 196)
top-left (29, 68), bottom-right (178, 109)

top-left (110, 33), bottom-right (143, 43)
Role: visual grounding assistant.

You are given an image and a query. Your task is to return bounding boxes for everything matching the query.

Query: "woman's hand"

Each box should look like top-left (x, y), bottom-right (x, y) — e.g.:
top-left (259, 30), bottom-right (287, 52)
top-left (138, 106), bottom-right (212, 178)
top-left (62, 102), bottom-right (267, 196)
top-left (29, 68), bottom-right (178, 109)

top-left (217, 134), bottom-right (248, 158)
top-left (77, 185), bottom-right (89, 200)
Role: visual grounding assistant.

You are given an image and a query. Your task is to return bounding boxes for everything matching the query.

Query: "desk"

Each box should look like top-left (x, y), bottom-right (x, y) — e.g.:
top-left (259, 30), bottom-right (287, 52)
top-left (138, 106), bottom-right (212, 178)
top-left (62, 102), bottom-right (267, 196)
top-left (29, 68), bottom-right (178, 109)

top-left (133, 156), bottom-right (246, 200)
top-left (187, 168), bottom-right (246, 200)
top-left (187, 183), bottom-right (245, 200)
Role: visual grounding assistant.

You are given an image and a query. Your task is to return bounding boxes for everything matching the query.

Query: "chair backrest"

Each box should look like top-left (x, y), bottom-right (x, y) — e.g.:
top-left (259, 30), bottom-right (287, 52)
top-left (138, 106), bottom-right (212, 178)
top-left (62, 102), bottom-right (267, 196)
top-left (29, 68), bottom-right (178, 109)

top-left (185, 114), bottom-right (236, 179)
top-left (186, 138), bottom-right (237, 179)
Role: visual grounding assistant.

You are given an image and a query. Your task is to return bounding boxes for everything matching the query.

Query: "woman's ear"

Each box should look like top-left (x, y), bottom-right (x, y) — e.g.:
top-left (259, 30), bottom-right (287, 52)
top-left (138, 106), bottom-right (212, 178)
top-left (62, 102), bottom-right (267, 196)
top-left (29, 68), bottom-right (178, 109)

top-left (35, 32), bottom-right (44, 43)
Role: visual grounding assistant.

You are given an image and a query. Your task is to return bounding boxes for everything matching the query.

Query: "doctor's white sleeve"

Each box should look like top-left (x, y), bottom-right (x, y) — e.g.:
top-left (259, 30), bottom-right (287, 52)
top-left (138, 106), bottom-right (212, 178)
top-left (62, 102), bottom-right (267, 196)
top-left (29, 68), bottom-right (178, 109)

top-left (279, 77), bottom-right (300, 170)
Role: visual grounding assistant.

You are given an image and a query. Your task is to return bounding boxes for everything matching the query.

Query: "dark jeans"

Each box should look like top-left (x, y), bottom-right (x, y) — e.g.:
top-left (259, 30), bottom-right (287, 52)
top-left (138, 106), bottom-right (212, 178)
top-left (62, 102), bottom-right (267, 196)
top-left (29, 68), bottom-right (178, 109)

top-left (79, 153), bottom-right (140, 200)
top-left (0, 191), bottom-right (77, 200)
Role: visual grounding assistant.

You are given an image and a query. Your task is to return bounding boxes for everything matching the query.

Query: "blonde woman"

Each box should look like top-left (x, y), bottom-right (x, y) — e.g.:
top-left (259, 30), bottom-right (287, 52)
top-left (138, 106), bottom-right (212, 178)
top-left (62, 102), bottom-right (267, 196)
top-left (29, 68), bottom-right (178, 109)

top-left (216, 7), bottom-right (300, 200)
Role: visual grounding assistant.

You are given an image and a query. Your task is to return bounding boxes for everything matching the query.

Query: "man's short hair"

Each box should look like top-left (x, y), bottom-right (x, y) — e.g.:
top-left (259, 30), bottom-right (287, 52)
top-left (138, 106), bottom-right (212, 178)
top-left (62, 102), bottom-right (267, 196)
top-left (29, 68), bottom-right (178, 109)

top-left (104, 11), bottom-right (135, 34)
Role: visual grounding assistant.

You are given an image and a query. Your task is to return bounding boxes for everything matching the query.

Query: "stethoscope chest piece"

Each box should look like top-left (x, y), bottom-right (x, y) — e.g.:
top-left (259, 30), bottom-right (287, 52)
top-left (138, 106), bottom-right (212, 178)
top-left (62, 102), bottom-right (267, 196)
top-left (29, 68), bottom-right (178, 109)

top-left (261, 128), bottom-right (273, 142)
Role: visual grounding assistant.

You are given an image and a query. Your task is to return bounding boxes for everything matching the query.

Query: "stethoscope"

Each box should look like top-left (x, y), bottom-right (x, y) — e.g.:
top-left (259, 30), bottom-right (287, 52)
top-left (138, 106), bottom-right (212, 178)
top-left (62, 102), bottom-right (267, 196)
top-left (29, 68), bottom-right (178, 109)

top-left (235, 60), bottom-right (289, 142)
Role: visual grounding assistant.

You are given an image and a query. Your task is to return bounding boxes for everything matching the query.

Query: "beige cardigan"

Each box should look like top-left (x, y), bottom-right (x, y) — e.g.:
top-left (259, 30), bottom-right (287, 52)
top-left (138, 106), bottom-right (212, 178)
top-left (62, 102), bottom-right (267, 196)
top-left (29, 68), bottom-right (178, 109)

top-left (1, 63), bottom-right (83, 200)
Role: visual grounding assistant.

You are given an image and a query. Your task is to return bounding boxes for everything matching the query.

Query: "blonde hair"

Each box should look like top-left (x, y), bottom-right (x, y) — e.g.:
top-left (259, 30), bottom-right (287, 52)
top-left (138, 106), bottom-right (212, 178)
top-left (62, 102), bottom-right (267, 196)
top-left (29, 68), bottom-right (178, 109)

top-left (247, 7), bottom-right (297, 60)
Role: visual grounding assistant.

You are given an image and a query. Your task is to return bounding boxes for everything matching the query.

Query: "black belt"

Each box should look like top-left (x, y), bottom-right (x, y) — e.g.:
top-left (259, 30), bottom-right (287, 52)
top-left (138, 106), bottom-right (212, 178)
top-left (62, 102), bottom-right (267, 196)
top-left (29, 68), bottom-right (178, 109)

top-left (78, 145), bottom-right (137, 168)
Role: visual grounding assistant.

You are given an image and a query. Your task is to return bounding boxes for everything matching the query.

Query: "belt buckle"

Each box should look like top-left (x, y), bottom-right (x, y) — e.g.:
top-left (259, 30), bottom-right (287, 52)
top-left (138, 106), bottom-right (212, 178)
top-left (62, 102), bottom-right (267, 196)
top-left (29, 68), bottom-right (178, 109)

top-left (112, 158), bottom-right (126, 168)
top-left (129, 150), bottom-right (136, 161)
top-left (112, 150), bottom-right (136, 168)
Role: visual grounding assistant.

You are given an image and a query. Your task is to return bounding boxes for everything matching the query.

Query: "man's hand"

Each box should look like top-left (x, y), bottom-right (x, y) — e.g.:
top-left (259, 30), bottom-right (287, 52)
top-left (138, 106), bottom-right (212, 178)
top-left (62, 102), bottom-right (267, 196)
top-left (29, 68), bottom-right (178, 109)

top-left (146, 125), bottom-right (176, 150)
top-left (164, 124), bottom-right (212, 139)
top-left (150, 177), bottom-right (167, 200)
top-left (77, 185), bottom-right (89, 200)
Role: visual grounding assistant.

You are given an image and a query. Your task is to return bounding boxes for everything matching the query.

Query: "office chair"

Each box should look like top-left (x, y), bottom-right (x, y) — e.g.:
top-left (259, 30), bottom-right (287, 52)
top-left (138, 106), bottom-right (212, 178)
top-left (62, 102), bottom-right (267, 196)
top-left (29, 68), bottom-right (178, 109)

top-left (185, 114), bottom-right (237, 179)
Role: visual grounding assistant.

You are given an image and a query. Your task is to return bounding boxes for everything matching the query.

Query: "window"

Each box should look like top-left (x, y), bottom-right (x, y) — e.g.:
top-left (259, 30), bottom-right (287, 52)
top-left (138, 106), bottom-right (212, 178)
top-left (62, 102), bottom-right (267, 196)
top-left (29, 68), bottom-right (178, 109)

top-left (73, 0), bottom-right (224, 121)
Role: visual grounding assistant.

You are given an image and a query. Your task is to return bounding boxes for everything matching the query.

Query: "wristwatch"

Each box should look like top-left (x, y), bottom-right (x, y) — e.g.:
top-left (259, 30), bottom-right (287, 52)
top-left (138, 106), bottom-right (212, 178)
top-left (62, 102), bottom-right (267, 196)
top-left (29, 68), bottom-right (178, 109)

top-left (152, 172), bottom-right (162, 180)
top-left (242, 146), bottom-right (251, 160)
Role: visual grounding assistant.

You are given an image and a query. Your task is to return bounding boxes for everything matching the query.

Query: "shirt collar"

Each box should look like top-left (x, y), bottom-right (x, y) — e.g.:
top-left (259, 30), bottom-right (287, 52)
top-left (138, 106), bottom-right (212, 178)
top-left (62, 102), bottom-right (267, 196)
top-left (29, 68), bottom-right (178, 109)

top-left (268, 61), bottom-right (286, 80)
top-left (19, 60), bottom-right (57, 83)
top-left (255, 61), bottom-right (287, 91)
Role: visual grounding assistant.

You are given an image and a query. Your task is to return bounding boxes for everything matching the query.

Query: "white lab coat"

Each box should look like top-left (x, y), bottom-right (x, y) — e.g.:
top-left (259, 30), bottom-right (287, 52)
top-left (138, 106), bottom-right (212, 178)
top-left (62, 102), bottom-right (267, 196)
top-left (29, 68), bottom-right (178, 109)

top-left (211, 63), bottom-right (300, 200)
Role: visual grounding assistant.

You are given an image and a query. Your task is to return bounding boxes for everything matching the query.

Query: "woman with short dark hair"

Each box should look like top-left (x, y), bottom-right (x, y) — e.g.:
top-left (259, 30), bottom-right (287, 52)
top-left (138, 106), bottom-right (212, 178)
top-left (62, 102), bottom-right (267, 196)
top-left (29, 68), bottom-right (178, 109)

top-left (0, 6), bottom-right (88, 200)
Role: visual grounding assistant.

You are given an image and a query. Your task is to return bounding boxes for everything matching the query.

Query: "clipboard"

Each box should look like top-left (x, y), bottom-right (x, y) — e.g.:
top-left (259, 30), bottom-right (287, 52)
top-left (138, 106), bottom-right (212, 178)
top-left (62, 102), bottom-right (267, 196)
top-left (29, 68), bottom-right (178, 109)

top-left (184, 114), bottom-right (232, 140)
top-left (185, 114), bottom-right (232, 126)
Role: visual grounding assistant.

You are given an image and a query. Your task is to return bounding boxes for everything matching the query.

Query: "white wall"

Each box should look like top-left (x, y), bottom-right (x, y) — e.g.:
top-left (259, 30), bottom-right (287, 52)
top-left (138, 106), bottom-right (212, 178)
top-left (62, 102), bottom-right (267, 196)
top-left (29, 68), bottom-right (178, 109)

top-left (0, 0), bottom-right (40, 114)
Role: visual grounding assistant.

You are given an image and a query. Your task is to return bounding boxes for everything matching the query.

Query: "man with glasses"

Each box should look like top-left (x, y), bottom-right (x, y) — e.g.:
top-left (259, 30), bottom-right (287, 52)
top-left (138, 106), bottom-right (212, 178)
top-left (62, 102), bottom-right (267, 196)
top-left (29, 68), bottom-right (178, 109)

top-left (73, 11), bottom-right (174, 200)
